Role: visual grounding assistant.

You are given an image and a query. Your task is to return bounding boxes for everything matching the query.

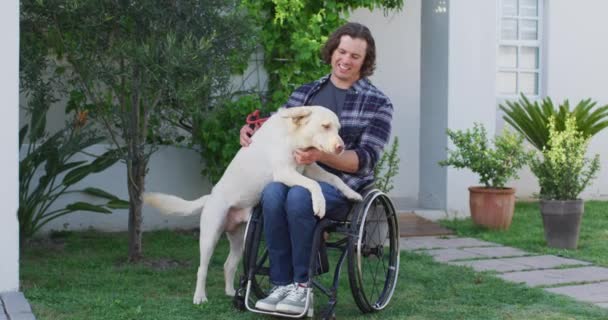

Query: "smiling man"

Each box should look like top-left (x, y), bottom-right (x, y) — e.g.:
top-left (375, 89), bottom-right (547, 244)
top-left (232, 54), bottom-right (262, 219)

top-left (240, 22), bottom-right (394, 315)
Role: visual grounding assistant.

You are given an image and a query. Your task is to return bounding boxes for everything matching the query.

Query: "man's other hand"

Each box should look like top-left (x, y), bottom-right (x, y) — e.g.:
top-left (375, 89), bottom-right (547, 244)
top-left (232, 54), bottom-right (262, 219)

top-left (293, 147), bottom-right (323, 165)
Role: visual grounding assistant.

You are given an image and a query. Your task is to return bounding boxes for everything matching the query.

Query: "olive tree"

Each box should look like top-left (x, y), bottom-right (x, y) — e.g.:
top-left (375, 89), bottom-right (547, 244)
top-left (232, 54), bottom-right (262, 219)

top-left (22, 0), bottom-right (257, 261)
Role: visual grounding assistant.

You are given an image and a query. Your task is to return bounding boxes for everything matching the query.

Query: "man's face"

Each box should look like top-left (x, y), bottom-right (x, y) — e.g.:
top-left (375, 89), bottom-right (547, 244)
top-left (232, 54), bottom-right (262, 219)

top-left (330, 35), bottom-right (367, 86)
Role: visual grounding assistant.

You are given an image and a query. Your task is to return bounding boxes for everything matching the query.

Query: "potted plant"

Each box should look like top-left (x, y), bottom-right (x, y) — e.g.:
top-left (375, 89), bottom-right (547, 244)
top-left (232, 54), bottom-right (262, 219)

top-left (530, 115), bottom-right (600, 249)
top-left (439, 124), bottom-right (531, 230)
top-left (500, 94), bottom-right (608, 151)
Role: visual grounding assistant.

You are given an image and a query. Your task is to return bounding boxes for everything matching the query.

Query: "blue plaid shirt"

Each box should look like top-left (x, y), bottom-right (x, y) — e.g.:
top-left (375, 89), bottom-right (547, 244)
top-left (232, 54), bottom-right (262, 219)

top-left (283, 74), bottom-right (394, 192)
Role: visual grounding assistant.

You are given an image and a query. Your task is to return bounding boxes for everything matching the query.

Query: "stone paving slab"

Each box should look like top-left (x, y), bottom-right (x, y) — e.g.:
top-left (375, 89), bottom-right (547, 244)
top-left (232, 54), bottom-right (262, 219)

top-left (421, 248), bottom-right (486, 262)
top-left (0, 296), bottom-right (6, 320)
top-left (545, 282), bottom-right (608, 304)
top-left (421, 246), bottom-right (530, 263)
top-left (0, 292), bottom-right (36, 320)
top-left (460, 246), bottom-right (529, 258)
top-left (13, 314), bottom-right (37, 320)
top-left (9, 314), bottom-right (36, 320)
top-left (400, 236), bottom-right (499, 251)
top-left (450, 255), bottom-right (590, 272)
top-left (498, 266), bottom-right (608, 287)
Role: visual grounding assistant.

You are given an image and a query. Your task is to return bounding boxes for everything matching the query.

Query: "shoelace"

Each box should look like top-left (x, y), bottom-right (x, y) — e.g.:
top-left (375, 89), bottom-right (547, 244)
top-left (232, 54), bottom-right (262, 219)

top-left (268, 284), bottom-right (294, 299)
top-left (284, 286), bottom-right (307, 301)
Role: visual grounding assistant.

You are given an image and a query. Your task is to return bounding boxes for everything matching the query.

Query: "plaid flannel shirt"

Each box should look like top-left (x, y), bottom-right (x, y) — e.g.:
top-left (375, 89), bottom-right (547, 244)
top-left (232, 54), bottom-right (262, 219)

top-left (283, 74), bottom-right (394, 192)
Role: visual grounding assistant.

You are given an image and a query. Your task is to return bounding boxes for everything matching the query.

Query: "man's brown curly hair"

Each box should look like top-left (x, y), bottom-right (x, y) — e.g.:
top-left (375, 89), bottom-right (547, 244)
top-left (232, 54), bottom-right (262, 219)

top-left (321, 22), bottom-right (376, 78)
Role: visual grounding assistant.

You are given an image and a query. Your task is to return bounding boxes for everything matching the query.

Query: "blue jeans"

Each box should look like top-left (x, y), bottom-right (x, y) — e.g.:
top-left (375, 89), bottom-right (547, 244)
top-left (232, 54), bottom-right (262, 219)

top-left (261, 182), bottom-right (351, 285)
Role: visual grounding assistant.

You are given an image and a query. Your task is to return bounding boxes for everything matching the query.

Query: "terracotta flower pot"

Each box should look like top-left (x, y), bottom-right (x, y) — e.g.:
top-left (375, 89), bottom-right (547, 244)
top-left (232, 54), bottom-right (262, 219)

top-left (468, 186), bottom-right (516, 230)
top-left (539, 199), bottom-right (584, 249)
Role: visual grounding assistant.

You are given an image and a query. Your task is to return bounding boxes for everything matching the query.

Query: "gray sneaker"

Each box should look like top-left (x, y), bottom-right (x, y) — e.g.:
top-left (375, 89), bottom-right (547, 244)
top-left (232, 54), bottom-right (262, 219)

top-left (276, 284), bottom-right (309, 314)
top-left (255, 284), bottom-right (295, 312)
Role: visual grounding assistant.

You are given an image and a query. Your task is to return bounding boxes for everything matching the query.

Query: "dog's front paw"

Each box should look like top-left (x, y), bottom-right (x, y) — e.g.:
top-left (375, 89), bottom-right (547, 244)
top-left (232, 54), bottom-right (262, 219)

top-left (193, 292), bottom-right (208, 305)
top-left (344, 189), bottom-right (363, 202)
top-left (312, 194), bottom-right (326, 219)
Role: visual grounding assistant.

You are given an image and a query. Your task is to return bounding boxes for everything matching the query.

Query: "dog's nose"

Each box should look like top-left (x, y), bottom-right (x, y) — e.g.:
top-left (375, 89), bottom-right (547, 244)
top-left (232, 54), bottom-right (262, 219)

top-left (335, 144), bottom-right (344, 154)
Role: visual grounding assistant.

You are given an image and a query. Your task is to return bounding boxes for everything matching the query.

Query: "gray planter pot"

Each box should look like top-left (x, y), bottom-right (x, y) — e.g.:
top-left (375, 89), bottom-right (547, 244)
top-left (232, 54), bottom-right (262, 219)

top-left (539, 199), bottom-right (584, 249)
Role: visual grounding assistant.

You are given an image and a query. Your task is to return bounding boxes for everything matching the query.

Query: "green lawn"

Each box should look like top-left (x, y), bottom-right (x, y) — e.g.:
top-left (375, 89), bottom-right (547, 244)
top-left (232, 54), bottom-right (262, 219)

top-left (21, 228), bottom-right (608, 320)
top-left (441, 200), bottom-right (608, 267)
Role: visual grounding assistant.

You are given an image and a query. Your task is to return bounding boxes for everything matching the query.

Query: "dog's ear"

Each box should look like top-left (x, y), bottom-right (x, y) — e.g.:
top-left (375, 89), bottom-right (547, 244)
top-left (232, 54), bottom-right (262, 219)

top-left (279, 106), bottom-right (312, 126)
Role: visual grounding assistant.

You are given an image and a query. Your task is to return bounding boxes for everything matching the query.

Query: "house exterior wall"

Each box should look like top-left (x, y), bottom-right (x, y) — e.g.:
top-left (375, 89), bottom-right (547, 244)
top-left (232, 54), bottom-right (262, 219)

top-left (511, 0), bottom-right (608, 201)
top-left (33, 145), bottom-right (211, 233)
top-left (350, 0), bottom-right (422, 209)
top-left (21, 5), bottom-right (422, 234)
top-left (21, 0), bottom-right (608, 233)
top-left (348, 0), bottom-right (608, 214)
top-left (1, 0), bottom-right (20, 293)
top-left (445, 0), bottom-right (498, 217)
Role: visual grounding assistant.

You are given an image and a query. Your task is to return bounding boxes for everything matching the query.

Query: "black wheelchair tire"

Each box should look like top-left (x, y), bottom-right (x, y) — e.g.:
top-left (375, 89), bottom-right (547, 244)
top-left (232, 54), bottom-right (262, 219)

top-left (347, 190), bottom-right (400, 313)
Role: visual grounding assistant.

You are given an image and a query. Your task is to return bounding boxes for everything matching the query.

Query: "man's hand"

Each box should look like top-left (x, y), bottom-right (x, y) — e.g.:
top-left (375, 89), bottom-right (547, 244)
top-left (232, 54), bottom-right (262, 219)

top-left (293, 147), bottom-right (323, 165)
top-left (239, 125), bottom-right (255, 147)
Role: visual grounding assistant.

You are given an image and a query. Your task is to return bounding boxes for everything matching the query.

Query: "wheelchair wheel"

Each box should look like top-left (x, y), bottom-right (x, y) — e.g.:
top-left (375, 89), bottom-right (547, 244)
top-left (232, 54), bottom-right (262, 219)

top-left (347, 190), bottom-right (400, 313)
top-left (242, 206), bottom-right (272, 299)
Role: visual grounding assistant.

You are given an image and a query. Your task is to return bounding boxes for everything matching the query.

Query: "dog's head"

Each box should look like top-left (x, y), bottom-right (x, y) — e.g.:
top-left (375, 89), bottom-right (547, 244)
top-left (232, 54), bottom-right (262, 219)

top-left (279, 106), bottom-right (345, 154)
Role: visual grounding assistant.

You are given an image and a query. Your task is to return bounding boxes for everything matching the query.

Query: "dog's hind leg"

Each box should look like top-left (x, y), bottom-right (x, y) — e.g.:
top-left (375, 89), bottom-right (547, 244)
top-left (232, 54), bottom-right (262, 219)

top-left (224, 222), bottom-right (246, 296)
top-left (193, 196), bottom-right (230, 304)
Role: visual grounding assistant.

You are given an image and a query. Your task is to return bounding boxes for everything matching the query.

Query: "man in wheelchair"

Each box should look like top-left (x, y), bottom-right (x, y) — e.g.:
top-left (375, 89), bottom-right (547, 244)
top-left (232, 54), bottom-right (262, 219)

top-left (238, 22), bottom-right (395, 317)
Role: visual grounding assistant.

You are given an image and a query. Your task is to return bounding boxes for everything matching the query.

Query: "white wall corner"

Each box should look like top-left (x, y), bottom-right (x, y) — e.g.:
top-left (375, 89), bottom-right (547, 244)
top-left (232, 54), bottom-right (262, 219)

top-left (445, 0), bottom-right (498, 217)
top-left (0, 0), bottom-right (21, 293)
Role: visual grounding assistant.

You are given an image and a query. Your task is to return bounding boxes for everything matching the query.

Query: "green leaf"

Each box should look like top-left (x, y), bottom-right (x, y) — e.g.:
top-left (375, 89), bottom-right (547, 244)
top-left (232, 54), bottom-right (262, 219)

top-left (29, 104), bottom-right (48, 141)
top-left (19, 125), bottom-right (28, 150)
top-left (65, 202), bottom-right (112, 214)
top-left (58, 161), bottom-right (88, 174)
top-left (90, 149), bottom-right (121, 173)
top-left (82, 187), bottom-right (119, 200)
top-left (106, 199), bottom-right (130, 209)
top-left (63, 165), bottom-right (93, 186)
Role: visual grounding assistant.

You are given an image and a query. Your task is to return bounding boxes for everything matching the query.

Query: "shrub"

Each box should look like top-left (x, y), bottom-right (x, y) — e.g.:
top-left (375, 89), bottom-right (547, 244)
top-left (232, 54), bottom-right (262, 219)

top-left (19, 111), bottom-right (126, 242)
top-left (530, 115), bottom-right (600, 200)
top-left (194, 95), bottom-right (272, 184)
top-left (439, 124), bottom-right (532, 188)
top-left (374, 137), bottom-right (400, 193)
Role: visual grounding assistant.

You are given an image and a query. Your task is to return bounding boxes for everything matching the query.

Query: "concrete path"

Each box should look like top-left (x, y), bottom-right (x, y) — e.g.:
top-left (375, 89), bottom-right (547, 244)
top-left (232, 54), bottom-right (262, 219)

top-left (401, 235), bottom-right (608, 310)
top-left (0, 292), bottom-right (36, 320)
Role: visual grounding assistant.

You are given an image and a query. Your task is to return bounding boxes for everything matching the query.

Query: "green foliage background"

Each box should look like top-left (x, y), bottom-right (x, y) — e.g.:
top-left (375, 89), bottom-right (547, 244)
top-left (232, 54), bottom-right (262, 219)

top-left (195, 0), bottom-right (405, 184)
top-left (242, 0), bottom-right (404, 109)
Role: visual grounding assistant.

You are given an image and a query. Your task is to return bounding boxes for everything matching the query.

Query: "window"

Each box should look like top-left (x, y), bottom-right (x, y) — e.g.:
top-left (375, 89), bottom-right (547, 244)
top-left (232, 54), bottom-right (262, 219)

top-left (497, 0), bottom-right (543, 97)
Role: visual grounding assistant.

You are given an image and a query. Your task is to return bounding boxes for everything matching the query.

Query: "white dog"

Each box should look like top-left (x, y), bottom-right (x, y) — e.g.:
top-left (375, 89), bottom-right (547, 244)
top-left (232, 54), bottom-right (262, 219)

top-left (144, 106), bottom-right (362, 304)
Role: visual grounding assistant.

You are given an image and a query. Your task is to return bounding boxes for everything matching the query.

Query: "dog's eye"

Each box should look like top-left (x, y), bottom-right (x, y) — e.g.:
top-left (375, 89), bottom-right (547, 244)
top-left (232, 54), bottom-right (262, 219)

top-left (322, 123), bottom-right (331, 130)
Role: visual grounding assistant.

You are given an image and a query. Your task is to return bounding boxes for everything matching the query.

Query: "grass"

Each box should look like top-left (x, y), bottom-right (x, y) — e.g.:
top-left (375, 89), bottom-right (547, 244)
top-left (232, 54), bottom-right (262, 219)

top-left (440, 200), bottom-right (608, 266)
top-left (21, 228), bottom-right (608, 319)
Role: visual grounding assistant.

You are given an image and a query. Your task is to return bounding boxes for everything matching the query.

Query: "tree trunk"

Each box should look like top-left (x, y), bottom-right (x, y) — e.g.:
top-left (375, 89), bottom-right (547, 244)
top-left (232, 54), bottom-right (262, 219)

top-left (127, 155), bottom-right (146, 262)
top-left (125, 63), bottom-right (148, 262)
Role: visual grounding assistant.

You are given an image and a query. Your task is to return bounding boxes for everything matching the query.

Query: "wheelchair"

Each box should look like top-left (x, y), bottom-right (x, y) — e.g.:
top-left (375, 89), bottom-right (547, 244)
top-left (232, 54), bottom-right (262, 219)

top-left (233, 187), bottom-right (400, 319)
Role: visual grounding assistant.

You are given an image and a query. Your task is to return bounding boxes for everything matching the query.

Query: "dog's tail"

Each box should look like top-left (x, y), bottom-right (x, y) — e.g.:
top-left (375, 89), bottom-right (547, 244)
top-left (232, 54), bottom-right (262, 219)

top-left (143, 192), bottom-right (209, 216)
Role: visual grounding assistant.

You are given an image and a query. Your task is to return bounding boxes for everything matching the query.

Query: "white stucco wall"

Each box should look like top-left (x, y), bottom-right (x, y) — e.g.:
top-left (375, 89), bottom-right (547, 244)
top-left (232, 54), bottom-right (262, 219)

top-left (351, 0), bottom-right (422, 208)
top-left (510, 0), bottom-right (608, 200)
top-left (30, 146), bottom-right (211, 233)
top-left (22, 6), bottom-right (422, 233)
top-left (23, 1), bottom-right (608, 232)
top-left (0, 0), bottom-right (20, 293)
top-left (446, 0), bottom-right (498, 217)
